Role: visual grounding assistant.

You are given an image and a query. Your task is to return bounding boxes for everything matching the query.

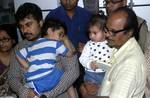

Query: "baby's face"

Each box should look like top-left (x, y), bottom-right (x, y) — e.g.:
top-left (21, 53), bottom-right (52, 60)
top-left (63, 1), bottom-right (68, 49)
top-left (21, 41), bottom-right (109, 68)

top-left (89, 25), bottom-right (105, 42)
top-left (53, 28), bottom-right (65, 41)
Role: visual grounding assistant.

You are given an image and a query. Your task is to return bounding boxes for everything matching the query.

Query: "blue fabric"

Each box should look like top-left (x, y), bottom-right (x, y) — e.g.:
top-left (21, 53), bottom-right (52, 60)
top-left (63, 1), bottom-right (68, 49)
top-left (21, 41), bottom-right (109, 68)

top-left (45, 6), bottom-right (92, 47)
top-left (84, 71), bottom-right (105, 85)
top-left (17, 38), bottom-right (68, 80)
top-left (28, 67), bottom-right (64, 94)
top-left (16, 50), bottom-right (26, 61)
top-left (25, 68), bottom-right (53, 80)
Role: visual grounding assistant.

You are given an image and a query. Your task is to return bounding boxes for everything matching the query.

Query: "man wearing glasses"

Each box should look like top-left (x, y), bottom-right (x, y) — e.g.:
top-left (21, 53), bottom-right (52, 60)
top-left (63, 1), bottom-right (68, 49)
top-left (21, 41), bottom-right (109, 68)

top-left (80, 7), bottom-right (146, 98)
top-left (103, 0), bottom-right (149, 52)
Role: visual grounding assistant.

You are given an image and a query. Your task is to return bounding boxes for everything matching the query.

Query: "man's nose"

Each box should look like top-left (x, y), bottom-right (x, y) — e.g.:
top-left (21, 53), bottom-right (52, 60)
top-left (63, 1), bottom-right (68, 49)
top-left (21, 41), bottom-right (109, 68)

top-left (21, 27), bottom-right (28, 33)
top-left (66, 0), bottom-right (71, 5)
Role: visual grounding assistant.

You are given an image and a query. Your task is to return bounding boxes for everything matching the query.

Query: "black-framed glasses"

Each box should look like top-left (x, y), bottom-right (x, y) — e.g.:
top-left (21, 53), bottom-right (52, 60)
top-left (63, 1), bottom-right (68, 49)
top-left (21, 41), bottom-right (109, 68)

top-left (103, 0), bottom-right (123, 6)
top-left (0, 38), bottom-right (11, 43)
top-left (104, 25), bottom-right (129, 36)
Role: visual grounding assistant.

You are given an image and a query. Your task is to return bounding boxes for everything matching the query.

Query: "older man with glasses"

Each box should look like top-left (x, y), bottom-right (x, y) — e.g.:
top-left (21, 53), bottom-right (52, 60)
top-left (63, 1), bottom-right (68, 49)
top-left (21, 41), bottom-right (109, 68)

top-left (103, 0), bottom-right (149, 52)
top-left (80, 7), bottom-right (146, 98)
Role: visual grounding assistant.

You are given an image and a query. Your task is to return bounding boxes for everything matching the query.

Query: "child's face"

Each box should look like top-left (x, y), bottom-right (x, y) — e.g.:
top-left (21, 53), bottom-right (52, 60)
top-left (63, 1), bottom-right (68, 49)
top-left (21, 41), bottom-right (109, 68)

top-left (53, 28), bottom-right (65, 40)
top-left (89, 25), bottom-right (105, 42)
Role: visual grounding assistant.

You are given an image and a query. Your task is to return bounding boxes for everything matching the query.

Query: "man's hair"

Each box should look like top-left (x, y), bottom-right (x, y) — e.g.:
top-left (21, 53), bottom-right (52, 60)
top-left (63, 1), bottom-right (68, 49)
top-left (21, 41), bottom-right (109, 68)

top-left (88, 11), bottom-right (107, 33)
top-left (15, 3), bottom-right (43, 23)
top-left (104, 0), bottom-right (124, 5)
top-left (41, 18), bottom-right (67, 37)
top-left (115, 6), bottom-right (139, 41)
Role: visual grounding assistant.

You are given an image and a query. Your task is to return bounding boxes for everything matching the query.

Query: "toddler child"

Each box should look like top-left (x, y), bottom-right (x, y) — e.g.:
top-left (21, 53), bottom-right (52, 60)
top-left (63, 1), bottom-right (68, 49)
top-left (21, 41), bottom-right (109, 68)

top-left (79, 14), bottom-right (113, 95)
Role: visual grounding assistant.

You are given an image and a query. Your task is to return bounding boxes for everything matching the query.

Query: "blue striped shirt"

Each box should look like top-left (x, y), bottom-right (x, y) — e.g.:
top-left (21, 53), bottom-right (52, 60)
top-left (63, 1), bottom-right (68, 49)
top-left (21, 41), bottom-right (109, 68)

top-left (16, 38), bottom-right (68, 81)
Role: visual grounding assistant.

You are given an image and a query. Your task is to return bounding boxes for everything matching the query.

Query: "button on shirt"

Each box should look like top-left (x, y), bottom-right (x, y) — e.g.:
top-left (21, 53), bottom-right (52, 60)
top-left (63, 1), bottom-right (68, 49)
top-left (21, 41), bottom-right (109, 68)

top-left (45, 6), bottom-right (91, 47)
top-left (99, 37), bottom-right (146, 98)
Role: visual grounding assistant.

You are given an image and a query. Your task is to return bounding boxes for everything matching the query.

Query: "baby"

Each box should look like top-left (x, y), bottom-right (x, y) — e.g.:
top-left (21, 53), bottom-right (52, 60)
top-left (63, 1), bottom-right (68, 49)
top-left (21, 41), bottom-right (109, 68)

top-left (79, 14), bottom-right (113, 95)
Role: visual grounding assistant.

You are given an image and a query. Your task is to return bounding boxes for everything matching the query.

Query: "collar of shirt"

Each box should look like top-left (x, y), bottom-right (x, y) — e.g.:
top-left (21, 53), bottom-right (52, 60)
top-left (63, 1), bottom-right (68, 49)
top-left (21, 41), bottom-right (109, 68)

top-left (60, 6), bottom-right (80, 19)
top-left (113, 37), bottom-right (136, 64)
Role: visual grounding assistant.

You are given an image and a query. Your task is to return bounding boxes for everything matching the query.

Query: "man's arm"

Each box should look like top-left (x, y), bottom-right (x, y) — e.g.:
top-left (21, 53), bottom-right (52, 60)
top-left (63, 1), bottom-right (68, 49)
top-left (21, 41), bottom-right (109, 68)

top-left (8, 40), bottom-right (35, 98)
top-left (80, 83), bottom-right (109, 98)
top-left (8, 49), bottom-right (29, 98)
top-left (137, 17), bottom-right (149, 51)
top-left (61, 36), bottom-right (76, 54)
top-left (44, 54), bottom-right (79, 98)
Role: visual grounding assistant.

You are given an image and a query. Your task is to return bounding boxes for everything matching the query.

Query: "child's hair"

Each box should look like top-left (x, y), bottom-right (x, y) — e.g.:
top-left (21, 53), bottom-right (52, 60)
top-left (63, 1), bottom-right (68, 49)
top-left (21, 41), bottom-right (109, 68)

top-left (41, 18), bottom-right (67, 37)
top-left (88, 11), bottom-right (107, 33)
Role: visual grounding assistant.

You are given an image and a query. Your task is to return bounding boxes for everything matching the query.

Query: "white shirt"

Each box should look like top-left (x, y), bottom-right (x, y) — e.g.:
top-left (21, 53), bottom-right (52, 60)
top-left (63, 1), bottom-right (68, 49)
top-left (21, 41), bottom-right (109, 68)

top-left (99, 38), bottom-right (146, 98)
top-left (79, 40), bottom-right (113, 73)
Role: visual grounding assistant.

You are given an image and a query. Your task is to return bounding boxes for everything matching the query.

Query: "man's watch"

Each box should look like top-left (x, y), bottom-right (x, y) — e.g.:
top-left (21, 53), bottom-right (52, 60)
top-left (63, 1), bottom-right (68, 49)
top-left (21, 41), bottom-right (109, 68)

top-left (40, 95), bottom-right (47, 98)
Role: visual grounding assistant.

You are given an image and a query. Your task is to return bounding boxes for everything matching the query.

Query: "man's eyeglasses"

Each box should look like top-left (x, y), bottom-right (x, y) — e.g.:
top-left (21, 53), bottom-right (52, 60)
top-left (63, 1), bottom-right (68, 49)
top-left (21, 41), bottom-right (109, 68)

top-left (103, 0), bottom-right (123, 6)
top-left (0, 38), bottom-right (11, 43)
top-left (104, 25), bottom-right (129, 36)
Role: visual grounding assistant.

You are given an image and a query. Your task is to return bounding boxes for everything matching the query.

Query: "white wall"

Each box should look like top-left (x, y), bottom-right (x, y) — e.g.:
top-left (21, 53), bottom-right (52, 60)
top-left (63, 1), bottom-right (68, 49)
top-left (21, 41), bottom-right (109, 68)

top-left (14, 0), bottom-right (60, 19)
top-left (14, 0), bottom-right (150, 30)
top-left (132, 0), bottom-right (150, 31)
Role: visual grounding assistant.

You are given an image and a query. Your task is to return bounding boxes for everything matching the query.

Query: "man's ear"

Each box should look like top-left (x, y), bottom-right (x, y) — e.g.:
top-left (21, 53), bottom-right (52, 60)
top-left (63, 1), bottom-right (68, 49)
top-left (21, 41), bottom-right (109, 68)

top-left (12, 39), bottom-right (16, 45)
top-left (127, 29), bottom-right (133, 38)
top-left (39, 20), bottom-right (43, 27)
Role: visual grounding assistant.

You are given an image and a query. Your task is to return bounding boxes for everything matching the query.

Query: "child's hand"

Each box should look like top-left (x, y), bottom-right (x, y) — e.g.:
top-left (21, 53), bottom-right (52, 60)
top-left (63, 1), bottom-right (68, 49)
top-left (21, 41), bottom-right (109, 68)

top-left (90, 61), bottom-right (98, 71)
top-left (77, 42), bottom-right (85, 53)
top-left (59, 34), bottom-right (67, 42)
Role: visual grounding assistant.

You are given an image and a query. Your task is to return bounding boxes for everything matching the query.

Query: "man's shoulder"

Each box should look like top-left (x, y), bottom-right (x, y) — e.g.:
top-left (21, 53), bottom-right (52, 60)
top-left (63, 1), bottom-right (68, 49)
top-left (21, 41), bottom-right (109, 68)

top-left (45, 6), bottom-right (63, 20)
top-left (14, 40), bottom-right (30, 50)
top-left (51, 6), bottom-right (62, 12)
top-left (48, 6), bottom-right (63, 15)
top-left (76, 6), bottom-right (91, 15)
top-left (137, 16), bottom-right (146, 24)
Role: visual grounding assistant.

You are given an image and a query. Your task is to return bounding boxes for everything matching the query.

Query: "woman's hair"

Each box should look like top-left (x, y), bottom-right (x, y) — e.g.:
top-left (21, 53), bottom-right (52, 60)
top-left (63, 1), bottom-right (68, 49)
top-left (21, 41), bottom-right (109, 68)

top-left (41, 18), bottom-right (67, 37)
top-left (88, 10), bottom-right (107, 33)
top-left (0, 24), bottom-right (18, 47)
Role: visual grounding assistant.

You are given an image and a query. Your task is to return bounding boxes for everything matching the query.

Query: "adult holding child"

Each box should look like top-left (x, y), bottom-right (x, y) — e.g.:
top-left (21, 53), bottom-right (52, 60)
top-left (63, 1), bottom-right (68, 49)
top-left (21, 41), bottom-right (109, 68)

top-left (80, 7), bottom-right (146, 98)
top-left (8, 3), bottom-right (79, 98)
